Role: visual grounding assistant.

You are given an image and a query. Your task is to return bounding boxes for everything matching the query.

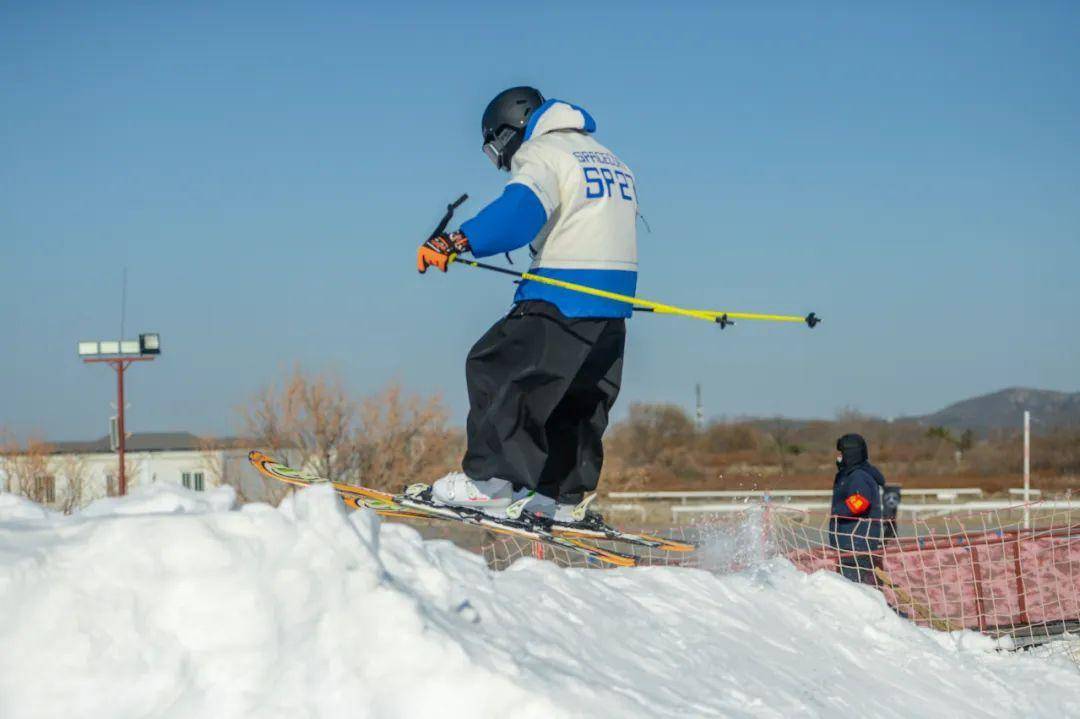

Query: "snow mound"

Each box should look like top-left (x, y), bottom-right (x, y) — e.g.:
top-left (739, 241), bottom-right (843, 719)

top-left (79, 482), bottom-right (238, 517)
top-left (0, 485), bottom-right (1078, 718)
top-left (0, 492), bottom-right (59, 522)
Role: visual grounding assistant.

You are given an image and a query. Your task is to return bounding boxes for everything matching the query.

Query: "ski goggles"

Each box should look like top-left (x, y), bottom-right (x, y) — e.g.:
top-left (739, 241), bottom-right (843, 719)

top-left (482, 126), bottom-right (520, 170)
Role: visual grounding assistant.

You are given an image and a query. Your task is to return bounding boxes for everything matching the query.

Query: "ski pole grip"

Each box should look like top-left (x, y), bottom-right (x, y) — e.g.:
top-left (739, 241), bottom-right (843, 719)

top-left (429, 193), bottom-right (469, 240)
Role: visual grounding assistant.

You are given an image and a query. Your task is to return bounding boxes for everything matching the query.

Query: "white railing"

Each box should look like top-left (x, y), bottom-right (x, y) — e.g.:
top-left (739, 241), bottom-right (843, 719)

top-left (670, 502), bottom-right (829, 516)
top-left (603, 488), bottom-right (1071, 523)
top-left (608, 487), bottom-right (984, 504)
top-left (609, 490), bottom-right (831, 501)
top-left (669, 499), bottom-right (1080, 520)
top-left (1008, 488), bottom-right (1043, 497)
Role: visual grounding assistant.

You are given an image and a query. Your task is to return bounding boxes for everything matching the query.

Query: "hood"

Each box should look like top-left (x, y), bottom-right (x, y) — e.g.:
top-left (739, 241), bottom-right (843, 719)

top-left (836, 433), bottom-right (869, 470)
top-left (523, 99), bottom-right (597, 141)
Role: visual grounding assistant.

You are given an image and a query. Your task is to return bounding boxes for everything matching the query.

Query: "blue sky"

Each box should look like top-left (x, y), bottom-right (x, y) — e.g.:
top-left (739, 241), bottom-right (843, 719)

top-left (2, 1), bottom-right (1078, 441)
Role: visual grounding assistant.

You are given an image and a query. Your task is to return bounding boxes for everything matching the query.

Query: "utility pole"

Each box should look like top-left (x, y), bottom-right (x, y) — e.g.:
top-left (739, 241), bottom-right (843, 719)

top-left (78, 334), bottom-right (161, 496)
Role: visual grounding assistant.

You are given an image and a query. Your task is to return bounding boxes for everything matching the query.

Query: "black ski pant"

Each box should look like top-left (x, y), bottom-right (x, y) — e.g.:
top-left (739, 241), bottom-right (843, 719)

top-left (462, 300), bottom-right (625, 503)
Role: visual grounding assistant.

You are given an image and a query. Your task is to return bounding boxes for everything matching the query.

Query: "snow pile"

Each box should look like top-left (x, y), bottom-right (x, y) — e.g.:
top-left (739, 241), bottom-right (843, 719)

top-left (78, 482), bottom-right (239, 517)
top-left (1, 486), bottom-right (1078, 718)
top-left (0, 492), bottom-right (58, 522)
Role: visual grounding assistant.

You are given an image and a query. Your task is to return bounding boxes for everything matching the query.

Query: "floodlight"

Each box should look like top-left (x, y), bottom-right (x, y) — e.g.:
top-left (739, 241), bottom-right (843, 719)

top-left (139, 333), bottom-right (161, 355)
top-left (77, 328), bottom-right (159, 498)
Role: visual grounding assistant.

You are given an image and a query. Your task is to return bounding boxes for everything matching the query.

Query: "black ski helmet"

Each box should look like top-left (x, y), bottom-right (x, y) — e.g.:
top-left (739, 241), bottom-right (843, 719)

top-left (836, 433), bottom-right (869, 468)
top-left (481, 86), bottom-right (545, 170)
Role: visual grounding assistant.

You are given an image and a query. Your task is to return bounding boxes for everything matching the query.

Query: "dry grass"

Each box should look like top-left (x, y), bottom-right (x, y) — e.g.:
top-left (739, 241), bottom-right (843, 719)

top-left (601, 402), bottom-right (1080, 495)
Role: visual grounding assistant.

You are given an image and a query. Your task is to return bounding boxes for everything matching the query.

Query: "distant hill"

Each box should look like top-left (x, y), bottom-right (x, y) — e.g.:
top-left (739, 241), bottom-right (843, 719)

top-left (906, 388), bottom-right (1080, 434)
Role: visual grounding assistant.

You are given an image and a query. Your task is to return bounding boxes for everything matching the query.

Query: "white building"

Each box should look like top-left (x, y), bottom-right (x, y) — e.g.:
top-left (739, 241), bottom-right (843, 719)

top-left (0, 432), bottom-right (268, 511)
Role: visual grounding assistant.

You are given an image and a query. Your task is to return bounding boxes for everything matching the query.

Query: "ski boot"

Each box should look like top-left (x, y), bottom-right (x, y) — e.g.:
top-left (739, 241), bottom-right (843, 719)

top-left (505, 490), bottom-right (605, 528)
top-left (429, 474), bottom-right (513, 513)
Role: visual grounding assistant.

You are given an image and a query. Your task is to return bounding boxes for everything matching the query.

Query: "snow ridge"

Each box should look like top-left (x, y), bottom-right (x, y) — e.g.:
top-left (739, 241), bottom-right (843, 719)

top-left (0, 484), bottom-right (1077, 718)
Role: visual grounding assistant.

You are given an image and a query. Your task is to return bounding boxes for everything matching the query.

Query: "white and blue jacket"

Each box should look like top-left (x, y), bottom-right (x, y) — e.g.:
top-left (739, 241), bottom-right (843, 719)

top-left (460, 100), bottom-right (638, 318)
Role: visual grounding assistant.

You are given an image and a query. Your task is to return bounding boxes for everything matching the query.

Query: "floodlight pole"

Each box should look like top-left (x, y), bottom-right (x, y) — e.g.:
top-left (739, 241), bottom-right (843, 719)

top-left (83, 356), bottom-right (155, 496)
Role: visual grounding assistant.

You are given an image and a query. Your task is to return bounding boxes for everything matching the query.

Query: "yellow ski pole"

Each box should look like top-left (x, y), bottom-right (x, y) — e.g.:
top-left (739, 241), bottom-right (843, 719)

top-left (451, 257), bottom-right (820, 329)
top-left (428, 193), bottom-right (819, 329)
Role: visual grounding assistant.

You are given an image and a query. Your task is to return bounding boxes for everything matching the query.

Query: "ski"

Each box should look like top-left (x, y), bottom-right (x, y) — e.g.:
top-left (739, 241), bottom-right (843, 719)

top-left (339, 494), bottom-right (641, 566)
top-left (401, 483), bottom-right (694, 553)
top-left (247, 451), bottom-right (692, 553)
top-left (247, 451), bottom-right (642, 567)
top-left (549, 525), bottom-right (693, 552)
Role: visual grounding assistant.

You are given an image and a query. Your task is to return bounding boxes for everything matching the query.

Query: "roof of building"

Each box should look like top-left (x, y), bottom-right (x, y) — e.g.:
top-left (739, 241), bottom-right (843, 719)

top-left (49, 432), bottom-right (249, 454)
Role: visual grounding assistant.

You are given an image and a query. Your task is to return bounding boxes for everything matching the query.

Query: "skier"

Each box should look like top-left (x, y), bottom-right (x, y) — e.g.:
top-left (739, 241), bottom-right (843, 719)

top-left (416, 86), bottom-right (638, 524)
top-left (828, 433), bottom-right (887, 584)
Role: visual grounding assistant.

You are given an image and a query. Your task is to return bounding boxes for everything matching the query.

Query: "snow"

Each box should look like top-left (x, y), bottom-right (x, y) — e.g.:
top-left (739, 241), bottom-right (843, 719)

top-left (0, 484), bottom-right (1077, 718)
top-left (0, 492), bottom-right (59, 522)
top-left (78, 482), bottom-right (239, 517)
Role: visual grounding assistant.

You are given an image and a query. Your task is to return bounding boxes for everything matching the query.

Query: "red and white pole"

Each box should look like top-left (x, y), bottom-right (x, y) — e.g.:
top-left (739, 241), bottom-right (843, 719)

top-left (116, 360), bottom-right (127, 496)
top-left (1023, 410), bottom-right (1031, 530)
top-left (84, 355), bottom-right (153, 496)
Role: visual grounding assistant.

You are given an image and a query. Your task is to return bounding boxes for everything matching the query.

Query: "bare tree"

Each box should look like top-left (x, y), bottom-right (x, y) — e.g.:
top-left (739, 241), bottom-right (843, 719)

top-left (242, 366), bottom-right (358, 503)
top-left (55, 453), bottom-right (88, 514)
top-left (241, 369), bottom-right (460, 497)
top-left (100, 452), bottom-right (145, 497)
top-left (124, 454), bottom-right (144, 493)
top-left (291, 370), bottom-right (355, 481)
top-left (198, 435), bottom-right (254, 503)
top-left (0, 434), bottom-right (56, 504)
top-left (347, 382), bottom-right (461, 492)
top-left (197, 436), bottom-right (228, 487)
top-left (607, 403), bottom-right (696, 467)
top-left (834, 406), bottom-right (872, 425)
top-left (244, 376), bottom-right (301, 466)
top-left (242, 381), bottom-right (299, 505)
top-left (765, 417), bottom-right (795, 476)
top-left (245, 366), bottom-right (354, 479)
top-left (0, 428), bottom-right (8, 494)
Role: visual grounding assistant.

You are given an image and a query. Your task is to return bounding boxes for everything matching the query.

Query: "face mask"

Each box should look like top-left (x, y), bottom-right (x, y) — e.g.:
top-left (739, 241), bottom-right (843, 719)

top-left (836, 455), bottom-right (843, 469)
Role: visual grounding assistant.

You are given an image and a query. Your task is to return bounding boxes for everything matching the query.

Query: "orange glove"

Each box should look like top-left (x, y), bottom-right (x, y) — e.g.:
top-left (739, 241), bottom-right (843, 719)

top-left (417, 232), bottom-right (470, 273)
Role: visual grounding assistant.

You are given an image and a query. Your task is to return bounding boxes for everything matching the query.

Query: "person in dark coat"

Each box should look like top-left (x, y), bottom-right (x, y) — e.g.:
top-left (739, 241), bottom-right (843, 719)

top-left (828, 433), bottom-right (887, 585)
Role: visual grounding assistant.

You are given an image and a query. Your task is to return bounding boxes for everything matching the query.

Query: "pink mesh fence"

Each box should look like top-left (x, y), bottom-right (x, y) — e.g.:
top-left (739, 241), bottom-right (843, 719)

top-left (388, 498), bottom-right (1080, 656)
top-left (768, 500), bottom-right (1080, 649)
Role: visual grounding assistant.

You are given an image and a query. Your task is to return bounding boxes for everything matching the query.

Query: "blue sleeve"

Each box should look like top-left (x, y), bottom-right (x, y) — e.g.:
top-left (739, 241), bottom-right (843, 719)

top-left (459, 183), bottom-right (548, 259)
